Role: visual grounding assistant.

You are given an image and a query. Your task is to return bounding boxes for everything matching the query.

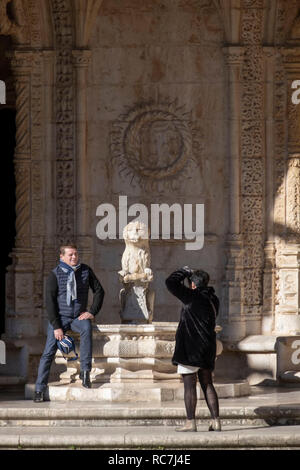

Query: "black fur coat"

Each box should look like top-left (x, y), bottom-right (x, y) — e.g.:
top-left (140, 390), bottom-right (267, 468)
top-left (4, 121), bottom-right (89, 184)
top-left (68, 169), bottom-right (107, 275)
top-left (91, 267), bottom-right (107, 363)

top-left (165, 269), bottom-right (219, 371)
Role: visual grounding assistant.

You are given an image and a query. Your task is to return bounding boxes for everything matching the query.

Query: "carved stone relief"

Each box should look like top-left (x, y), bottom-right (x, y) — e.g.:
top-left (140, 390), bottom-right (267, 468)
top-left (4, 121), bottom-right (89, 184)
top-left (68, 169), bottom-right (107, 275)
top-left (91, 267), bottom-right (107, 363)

top-left (52, 0), bottom-right (75, 246)
top-left (110, 100), bottom-right (202, 192)
top-left (2, 0), bottom-right (300, 343)
top-left (286, 156), bottom-right (300, 238)
top-left (240, 2), bottom-right (264, 326)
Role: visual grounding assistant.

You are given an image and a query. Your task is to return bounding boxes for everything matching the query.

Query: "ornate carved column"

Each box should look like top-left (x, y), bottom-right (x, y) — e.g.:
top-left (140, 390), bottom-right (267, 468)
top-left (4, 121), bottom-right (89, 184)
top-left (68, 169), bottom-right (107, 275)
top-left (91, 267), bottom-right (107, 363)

top-left (262, 47), bottom-right (277, 334)
top-left (9, 51), bottom-right (32, 249)
top-left (275, 48), bottom-right (300, 334)
top-left (221, 46), bottom-right (246, 341)
top-left (5, 50), bottom-right (37, 338)
top-left (72, 49), bottom-right (92, 265)
top-left (52, 0), bottom-right (76, 248)
top-left (239, 2), bottom-right (265, 336)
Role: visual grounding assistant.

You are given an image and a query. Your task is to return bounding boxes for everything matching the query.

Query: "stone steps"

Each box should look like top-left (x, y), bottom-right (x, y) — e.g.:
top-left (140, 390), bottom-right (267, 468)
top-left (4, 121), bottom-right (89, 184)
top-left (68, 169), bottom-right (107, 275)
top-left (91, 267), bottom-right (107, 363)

top-left (1, 424), bottom-right (300, 449)
top-left (2, 386), bottom-right (300, 449)
top-left (1, 400), bottom-right (300, 428)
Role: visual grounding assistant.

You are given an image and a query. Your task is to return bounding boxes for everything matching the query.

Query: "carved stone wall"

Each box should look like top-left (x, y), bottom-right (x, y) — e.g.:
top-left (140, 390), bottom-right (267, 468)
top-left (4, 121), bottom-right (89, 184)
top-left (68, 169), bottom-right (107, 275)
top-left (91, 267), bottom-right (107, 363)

top-left (2, 0), bottom-right (300, 351)
top-left (88, 0), bottom-right (227, 324)
top-left (3, 0), bottom-right (46, 338)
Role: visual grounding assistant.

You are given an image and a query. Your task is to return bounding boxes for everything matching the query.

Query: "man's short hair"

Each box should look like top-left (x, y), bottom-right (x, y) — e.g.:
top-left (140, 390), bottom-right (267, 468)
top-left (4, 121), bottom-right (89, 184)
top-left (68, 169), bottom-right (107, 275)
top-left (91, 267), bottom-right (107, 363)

top-left (60, 244), bottom-right (78, 255)
top-left (190, 269), bottom-right (210, 288)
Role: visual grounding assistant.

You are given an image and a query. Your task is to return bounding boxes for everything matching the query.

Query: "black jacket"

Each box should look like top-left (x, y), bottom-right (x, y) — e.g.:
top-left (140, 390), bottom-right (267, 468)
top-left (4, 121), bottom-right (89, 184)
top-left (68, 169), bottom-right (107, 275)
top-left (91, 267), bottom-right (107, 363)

top-left (166, 269), bottom-right (219, 370)
top-left (46, 266), bottom-right (105, 330)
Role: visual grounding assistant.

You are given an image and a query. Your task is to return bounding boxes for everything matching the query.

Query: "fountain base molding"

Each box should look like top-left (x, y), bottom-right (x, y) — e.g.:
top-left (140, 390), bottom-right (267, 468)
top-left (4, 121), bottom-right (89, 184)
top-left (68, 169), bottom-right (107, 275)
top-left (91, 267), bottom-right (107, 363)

top-left (25, 323), bottom-right (250, 401)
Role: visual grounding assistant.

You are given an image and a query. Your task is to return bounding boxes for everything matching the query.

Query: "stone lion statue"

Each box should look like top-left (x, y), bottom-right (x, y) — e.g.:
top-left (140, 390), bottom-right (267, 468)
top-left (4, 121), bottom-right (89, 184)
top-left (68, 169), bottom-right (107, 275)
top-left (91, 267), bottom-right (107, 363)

top-left (118, 221), bottom-right (154, 323)
top-left (118, 221), bottom-right (153, 283)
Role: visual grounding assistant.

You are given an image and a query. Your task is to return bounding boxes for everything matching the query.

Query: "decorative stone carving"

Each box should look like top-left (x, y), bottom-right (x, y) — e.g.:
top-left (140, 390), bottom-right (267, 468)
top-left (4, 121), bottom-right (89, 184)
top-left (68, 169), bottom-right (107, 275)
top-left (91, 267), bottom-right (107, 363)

top-left (0, 0), bottom-right (21, 36)
top-left (286, 156), bottom-right (300, 238)
top-left (14, 163), bottom-right (30, 248)
top-left (275, 243), bottom-right (300, 334)
top-left (241, 120), bottom-right (264, 158)
top-left (241, 7), bottom-right (263, 45)
top-left (239, 3), bottom-right (265, 332)
top-left (44, 323), bottom-right (232, 402)
top-left (241, 159), bottom-right (263, 195)
top-left (220, 45), bottom-right (246, 341)
top-left (111, 100), bottom-right (202, 192)
top-left (118, 221), bottom-right (155, 324)
top-left (52, 0), bottom-right (75, 246)
top-left (7, 50), bottom-right (34, 250)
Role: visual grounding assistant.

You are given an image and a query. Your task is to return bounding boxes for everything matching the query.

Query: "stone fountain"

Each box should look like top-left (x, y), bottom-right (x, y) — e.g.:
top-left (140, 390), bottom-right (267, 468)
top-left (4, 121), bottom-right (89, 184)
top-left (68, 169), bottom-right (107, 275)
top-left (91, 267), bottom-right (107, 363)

top-left (25, 221), bottom-right (250, 401)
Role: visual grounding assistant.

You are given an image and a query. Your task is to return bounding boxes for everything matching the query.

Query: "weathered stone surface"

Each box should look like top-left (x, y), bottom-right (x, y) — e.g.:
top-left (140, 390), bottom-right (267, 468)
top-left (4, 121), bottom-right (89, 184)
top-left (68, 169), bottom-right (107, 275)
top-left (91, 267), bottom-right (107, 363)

top-left (1, 0), bottom-right (300, 392)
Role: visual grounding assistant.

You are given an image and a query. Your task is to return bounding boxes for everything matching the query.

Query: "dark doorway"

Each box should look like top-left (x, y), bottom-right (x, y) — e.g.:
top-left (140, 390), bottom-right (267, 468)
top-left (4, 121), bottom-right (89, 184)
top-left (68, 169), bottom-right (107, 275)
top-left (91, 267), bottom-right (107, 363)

top-left (0, 106), bottom-right (16, 337)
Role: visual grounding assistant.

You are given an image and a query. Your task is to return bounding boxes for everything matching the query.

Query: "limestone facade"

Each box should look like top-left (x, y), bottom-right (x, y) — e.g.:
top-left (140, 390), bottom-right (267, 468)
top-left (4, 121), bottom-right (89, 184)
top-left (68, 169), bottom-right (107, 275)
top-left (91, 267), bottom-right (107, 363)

top-left (1, 0), bottom-right (300, 385)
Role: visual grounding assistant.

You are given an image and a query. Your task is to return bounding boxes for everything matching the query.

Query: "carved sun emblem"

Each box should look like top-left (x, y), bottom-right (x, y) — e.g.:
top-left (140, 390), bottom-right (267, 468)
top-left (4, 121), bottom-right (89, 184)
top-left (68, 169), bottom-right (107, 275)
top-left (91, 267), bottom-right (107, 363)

top-left (110, 100), bottom-right (202, 192)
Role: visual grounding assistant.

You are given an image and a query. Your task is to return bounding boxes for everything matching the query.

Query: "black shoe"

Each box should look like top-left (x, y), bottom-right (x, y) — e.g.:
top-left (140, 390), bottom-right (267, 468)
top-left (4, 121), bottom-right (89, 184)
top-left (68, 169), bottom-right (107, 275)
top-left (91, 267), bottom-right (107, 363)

top-left (33, 391), bottom-right (44, 403)
top-left (80, 371), bottom-right (91, 389)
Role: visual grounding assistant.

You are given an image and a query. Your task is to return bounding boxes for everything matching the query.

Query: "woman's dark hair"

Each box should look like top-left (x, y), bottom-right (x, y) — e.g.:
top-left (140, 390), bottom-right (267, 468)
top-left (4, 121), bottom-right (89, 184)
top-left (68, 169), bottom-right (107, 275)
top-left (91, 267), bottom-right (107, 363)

top-left (190, 269), bottom-right (210, 288)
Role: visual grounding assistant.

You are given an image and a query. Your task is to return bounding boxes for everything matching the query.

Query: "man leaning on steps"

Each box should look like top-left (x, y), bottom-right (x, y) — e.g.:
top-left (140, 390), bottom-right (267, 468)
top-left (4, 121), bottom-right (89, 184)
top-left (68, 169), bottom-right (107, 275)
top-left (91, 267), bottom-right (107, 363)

top-left (34, 244), bottom-right (105, 402)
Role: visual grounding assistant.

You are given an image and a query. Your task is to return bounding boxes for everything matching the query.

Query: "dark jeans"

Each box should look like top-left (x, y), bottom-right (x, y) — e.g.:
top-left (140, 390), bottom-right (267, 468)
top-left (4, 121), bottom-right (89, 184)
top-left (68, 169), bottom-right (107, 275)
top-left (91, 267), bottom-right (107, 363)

top-left (35, 317), bottom-right (92, 393)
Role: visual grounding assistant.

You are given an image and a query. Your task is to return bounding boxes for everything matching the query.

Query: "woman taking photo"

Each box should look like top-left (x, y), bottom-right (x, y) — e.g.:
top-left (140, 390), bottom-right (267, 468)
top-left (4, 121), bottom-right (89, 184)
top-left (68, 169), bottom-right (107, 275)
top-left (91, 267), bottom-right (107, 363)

top-left (166, 266), bottom-right (221, 432)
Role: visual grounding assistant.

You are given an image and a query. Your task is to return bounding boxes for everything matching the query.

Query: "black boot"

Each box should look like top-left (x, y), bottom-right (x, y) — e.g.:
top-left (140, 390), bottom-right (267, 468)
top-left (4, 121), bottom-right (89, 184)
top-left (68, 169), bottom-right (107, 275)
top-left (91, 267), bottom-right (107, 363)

top-left (80, 370), bottom-right (91, 388)
top-left (33, 391), bottom-right (45, 403)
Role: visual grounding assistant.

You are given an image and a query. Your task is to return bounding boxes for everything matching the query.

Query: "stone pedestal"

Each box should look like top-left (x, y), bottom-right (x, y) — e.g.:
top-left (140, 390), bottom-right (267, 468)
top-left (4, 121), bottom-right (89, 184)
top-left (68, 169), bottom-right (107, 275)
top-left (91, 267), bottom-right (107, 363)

top-left (55, 323), bottom-right (181, 396)
top-left (276, 335), bottom-right (300, 383)
top-left (275, 244), bottom-right (300, 334)
top-left (25, 322), bottom-right (251, 402)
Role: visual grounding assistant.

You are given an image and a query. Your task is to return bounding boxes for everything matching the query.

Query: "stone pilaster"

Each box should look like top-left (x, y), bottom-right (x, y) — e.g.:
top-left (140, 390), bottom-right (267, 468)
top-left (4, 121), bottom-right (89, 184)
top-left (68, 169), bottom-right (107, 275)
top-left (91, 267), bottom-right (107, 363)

top-left (5, 50), bottom-right (36, 338)
top-left (72, 49), bottom-right (93, 266)
top-left (262, 47), bottom-right (277, 334)
top-left (275, 48), bottom-right (300, 334)
top-left (240, 2), bottom-right (265, 336)
top-left (52, 0), bottom-right (76, 248)
top-left (221, 46), bottom-right (246, 341)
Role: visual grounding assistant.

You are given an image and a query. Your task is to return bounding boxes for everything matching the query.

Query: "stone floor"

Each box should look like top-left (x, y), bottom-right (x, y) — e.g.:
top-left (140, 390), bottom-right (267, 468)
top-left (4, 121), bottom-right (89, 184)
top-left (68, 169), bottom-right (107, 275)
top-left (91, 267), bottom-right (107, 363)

top-left (1, 385), bottom-right (300, 450)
